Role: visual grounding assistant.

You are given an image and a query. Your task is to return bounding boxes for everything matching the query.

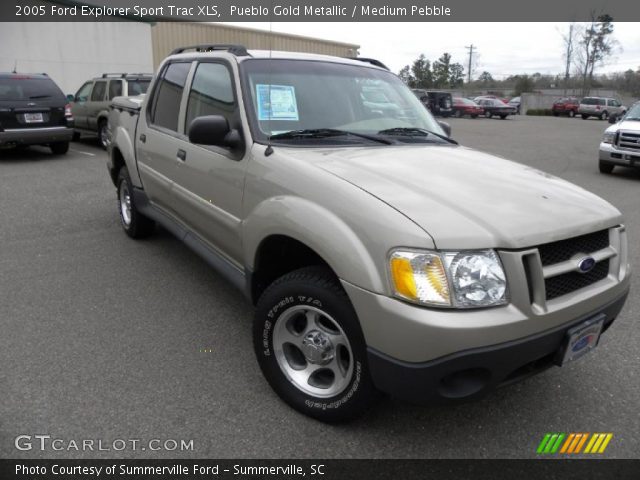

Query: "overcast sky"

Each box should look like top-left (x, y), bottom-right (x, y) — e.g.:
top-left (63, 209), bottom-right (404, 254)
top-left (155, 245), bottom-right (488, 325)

top-left (226, 22), bottom-right (640, 79)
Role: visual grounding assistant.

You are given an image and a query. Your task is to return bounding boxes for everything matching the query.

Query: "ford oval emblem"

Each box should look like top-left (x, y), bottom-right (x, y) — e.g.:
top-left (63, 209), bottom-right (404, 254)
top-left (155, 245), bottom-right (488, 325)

top-left (577, 257), bottom-right (596, 273)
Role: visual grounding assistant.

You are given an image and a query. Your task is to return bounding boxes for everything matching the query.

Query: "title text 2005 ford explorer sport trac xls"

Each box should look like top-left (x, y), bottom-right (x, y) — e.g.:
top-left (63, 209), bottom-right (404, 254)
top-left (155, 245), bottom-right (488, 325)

top-left (107, 45), bottom-right (630, 422)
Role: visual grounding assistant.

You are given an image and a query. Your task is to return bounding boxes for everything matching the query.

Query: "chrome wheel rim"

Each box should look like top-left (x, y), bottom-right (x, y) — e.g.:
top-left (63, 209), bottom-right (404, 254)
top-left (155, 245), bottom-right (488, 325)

top-left (119, 182), bottom-right (132, 226)
top-left (273, 305), bottom-right (354, 398)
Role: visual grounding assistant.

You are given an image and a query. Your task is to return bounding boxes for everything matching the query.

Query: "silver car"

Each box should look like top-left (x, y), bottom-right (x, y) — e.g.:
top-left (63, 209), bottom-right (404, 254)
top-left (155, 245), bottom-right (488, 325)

top-left (579, 97), bottom-right (626, 121)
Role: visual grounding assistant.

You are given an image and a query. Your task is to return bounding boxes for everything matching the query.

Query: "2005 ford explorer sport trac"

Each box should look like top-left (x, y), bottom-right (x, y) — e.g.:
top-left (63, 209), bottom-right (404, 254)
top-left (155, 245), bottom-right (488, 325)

top-left (107, 45), bottom-right (631, 422)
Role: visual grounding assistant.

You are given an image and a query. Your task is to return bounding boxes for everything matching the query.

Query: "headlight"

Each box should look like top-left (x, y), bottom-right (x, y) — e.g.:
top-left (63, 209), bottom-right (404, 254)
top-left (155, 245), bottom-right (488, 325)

top-left (602, 131), bottom-right (615, 144)
top-left (389, 249), bottom-right (508, 308)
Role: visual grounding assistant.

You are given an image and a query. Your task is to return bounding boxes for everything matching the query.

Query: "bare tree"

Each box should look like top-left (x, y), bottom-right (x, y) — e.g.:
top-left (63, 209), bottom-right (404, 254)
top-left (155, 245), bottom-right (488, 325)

top-left (560, 23), bottom-right (577, 93)
top-left (577, 13), bottom-right (617, 96)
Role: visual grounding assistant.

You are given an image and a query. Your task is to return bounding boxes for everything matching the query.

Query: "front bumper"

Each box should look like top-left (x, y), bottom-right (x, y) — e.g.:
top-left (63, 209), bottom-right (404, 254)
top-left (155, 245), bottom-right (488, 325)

top-left (0, 126), bottom-right (73, 146)
top-left (365, 289), bottom-right (628, 404)
top-left (599, 142), bottom-right (640, 168)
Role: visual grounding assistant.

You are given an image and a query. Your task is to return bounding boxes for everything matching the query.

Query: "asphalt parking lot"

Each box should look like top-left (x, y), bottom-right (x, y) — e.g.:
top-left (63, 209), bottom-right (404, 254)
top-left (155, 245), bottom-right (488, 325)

top-left (1, 115), bottom-right (638, 459)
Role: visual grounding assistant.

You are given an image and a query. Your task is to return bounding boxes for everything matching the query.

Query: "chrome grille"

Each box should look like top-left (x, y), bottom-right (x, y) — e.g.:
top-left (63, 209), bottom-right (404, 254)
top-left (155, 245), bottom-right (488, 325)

top-left (617, 130), bottom-right (640, 152)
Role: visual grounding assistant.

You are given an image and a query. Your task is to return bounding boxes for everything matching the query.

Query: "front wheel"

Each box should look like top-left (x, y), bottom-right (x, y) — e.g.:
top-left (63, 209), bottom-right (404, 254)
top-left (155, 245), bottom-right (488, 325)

top-left (117, 167), bottom-right (155, 238)
top-left (454, 109), bottom-right (462, 118)
top-left (600, 111), bottom-right (608, 121)
top-left (485, 111), bottom-right (492, 118)
top-left (581, 114), bottom-right (589, 120)
top-left (499, 114), bottom-right (508, 119)
top-left (569, 110), bottom-right (575, 118)
top-left (253, 267), bottom-right (379, 422)
top-left (599, 161), bottom-right (614, 174)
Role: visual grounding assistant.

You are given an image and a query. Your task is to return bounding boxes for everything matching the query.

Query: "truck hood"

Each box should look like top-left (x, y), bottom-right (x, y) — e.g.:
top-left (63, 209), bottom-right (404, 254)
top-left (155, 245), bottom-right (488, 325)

top-left (605, 119), bottom-right (640, 134)
top-left (294, 145), bottom-right (622, 249)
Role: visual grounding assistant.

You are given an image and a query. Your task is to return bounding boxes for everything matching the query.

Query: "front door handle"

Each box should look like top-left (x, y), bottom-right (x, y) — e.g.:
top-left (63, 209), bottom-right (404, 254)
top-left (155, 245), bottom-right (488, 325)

top-left (139, 134), bottom-right (146, 143)
top-left (177, 149), bottom-right (186, 161)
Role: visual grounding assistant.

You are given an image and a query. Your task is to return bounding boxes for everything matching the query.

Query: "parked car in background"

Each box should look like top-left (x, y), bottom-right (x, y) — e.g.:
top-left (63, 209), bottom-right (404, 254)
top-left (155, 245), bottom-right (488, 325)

top-left (71, 73), bottom-right (152, 148)
top-left (0, 72), bottom-right (73, 154)
top-left (475, 98), bottom-right (517, 119)
top-left (552, 97), bottom-right (580, 117)
top-left (508, 96), bottom-right (521, 114)
top-left (599, 102), bottom-right (640, 174)
top-left (452, 97), bottom-right (483, 118)
top-left (578, 97), bottom-right (626, 121)
top-left (412, 89), bottom-right (453, 117)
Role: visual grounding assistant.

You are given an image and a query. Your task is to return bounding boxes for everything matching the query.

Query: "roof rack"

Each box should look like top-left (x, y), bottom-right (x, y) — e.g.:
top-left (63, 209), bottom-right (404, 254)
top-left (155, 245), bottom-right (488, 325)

top-left (101, 73), bottom-right (152, 78)
top-left (347, 57), bottom-right (389, 70)
top-left (170, 44), bottom-right (250, 56)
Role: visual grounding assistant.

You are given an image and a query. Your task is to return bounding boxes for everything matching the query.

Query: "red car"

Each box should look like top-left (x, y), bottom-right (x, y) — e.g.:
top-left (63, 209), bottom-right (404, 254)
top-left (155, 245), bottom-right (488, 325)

top-left (552, 97), bottom-right (580, 117)
top-left (452, 97), bottom-right (484, 118)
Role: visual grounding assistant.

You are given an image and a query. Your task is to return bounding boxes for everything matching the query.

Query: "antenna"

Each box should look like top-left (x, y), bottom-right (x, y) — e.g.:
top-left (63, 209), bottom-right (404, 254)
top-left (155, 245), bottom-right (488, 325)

top-left (12, 59), bottom-right (17, 74)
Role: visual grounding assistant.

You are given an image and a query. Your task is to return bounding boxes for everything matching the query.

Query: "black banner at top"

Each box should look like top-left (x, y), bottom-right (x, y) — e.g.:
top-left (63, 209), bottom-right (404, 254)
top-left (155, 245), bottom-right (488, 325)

top-left (3, 0), bottom-right (640, 22)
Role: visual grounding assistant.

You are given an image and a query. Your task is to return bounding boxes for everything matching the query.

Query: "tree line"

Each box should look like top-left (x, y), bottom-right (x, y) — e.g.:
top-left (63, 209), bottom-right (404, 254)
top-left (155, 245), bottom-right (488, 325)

top-left (396, 14), bottom-right (640, 97)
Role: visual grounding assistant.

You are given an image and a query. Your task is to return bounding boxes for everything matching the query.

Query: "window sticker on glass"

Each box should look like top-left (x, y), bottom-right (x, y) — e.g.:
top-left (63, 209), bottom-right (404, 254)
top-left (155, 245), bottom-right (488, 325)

top-left (256, 84), bottom-right (299, 121)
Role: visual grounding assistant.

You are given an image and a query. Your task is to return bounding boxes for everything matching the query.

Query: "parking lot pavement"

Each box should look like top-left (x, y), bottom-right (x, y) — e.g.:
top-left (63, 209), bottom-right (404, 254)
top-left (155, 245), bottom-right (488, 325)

top-left (1, 117), bottom-right (638, 459)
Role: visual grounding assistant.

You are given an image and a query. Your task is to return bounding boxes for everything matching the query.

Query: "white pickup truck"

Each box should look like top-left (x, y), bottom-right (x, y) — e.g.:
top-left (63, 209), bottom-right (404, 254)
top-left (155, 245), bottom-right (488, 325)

top-left (600, 102), bottom-right (640, 174)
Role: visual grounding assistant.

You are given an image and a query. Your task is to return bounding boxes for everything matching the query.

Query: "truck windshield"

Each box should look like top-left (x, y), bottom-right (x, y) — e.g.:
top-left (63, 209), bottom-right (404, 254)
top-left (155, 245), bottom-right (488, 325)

top-left (240, 59), bottom-right (446, 145)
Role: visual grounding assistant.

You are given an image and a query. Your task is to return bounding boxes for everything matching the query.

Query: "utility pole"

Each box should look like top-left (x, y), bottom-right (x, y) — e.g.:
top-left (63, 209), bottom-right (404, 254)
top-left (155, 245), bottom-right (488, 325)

top-left (465, 44), bottom-right (476, 83)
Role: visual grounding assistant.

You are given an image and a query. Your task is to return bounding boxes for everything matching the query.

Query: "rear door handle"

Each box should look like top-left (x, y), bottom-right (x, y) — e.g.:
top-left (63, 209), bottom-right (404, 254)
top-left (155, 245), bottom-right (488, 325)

top-left (177, 149), bottom-right (186, 161)
top-left (139, 134), bottom-right (146, 143)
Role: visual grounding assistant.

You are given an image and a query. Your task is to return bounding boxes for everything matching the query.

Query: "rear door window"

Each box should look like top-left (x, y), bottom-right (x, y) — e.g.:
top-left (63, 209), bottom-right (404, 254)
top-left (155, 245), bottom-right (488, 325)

top-left (127, 79), bottom-right (150, 96)
top-left (91, 81), bottom-right (107, 101)
top-left (108, 80), bottom-right (123, 100)
top-left (150, 62), bottom-right (191, 132)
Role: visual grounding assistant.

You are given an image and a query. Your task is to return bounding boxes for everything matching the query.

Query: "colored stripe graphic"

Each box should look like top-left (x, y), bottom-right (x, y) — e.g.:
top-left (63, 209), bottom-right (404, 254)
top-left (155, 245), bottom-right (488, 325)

top-left (538, 433), bottom-right (613, 454)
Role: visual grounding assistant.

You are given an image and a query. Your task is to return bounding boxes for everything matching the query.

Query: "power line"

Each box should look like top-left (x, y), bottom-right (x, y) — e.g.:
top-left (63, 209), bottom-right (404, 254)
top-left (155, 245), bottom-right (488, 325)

top-left (465, 44), bottom-right (476, 83)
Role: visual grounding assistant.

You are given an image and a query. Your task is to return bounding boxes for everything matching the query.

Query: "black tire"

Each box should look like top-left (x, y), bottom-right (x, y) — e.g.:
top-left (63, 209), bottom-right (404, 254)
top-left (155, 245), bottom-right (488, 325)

top-left (552, 111), bottom-right (559, 117)
top-left (485, 110), bottom-right (492, 118)
top-left (581, 114), bottom-right (589, 120)
top-left (72, 131), bottom-right (81, 141)
top-left (569, 110), bottom-right (575, 118)
top-left (98, 120), bottom-right (108, 149)
top-left (600, 111), bottom-right (608, 121)
top-left (454, 109), bottom-right (462, 118)
top-left (471, 114), bottom-right (478, 119)
top-left (116, 167), bottom-right (155, 238)
top-left (499, 114), bottom-right (508, 119)
top-left (254, 266), bottom-right (379, 423)
top-left (599, 161), bottom-right (614, 174)
top-left (50, 142), bottom-right (69, 155)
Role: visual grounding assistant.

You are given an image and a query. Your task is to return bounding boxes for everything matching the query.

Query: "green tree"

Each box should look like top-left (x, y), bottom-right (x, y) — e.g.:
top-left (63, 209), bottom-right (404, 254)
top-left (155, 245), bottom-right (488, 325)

top-left (411, 54), bottom-right (433, 88)
top-left (514, 75), bottom-right (535, 96)
top-left (478, 71), bottom-right (494, 85)
top-left (578, 14), bottom-right (616, 95)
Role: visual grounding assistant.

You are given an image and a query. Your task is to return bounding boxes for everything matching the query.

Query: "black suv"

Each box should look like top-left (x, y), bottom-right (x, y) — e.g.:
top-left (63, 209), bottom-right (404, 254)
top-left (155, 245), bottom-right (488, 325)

top-left (71, 73), bottom-right (152, 148)
top-left (412, 89), bottom-right (453, 117)
top-left (0, 73), bottom-right (73, 154)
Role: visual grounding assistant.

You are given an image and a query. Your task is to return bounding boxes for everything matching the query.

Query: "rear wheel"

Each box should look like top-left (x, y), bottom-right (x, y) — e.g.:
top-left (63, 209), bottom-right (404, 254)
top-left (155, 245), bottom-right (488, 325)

top-left (72, 131), bottom-right (81, 141)
top-left (485, 110), bottom-right (492, 118)
top-left (568, 110), bottom-right (575, 118)
top-left (600, 111), bottom-right (608, 121)
top-left (471, 114), bottom-right (478, 119)
top-left (454, 109), bottom-right (462, 118)
top-left (254, 266), bottom-right (379, 422)
top-left (599, 161), bottom-right (614, 174)
top-left (581, 114), bottom-right (589, 120)
top-left (499, 114), bottom-right (508, 119)
top-left (116, 167), bottom-right (155, 238)
top-left (553, 111), bottom-right (559, 117)
top-left (50, 142), bottom-right (69, 155)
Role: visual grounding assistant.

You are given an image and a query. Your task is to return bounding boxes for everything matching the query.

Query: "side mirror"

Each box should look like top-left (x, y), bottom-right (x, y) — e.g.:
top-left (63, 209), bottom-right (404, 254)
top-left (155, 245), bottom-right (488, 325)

top-left (608, 114), bottom-right (618, 124)
top-left (438, 121), bottom-right (452, 137)
top-left (66, 94), bottom-right (74, 103)
top-left (188, 115), bottom-right (241, 148)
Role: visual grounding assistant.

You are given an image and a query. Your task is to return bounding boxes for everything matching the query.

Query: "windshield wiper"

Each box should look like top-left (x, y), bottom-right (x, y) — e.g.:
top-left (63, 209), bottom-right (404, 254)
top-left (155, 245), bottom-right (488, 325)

top-left (28, 95), bottom-right (51, 99)
top-left (270, 128), bottom-right (393, 145)
top-left (377, 127), bottom-right (458, 144)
